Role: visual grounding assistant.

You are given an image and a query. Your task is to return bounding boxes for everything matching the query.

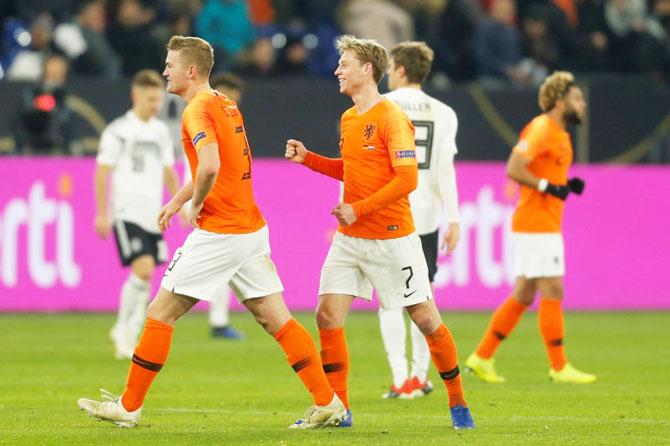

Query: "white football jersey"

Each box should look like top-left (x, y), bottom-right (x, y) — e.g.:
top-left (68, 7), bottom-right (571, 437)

top-left (97, 111), bottom-right (174, 233)
top-left (385, 87), bottom-right (460, 234)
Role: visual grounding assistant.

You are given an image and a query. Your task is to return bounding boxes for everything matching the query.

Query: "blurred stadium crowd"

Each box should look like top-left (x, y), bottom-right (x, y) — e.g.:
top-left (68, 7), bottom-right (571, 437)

top-left (2, 0), bottom-right (670, 86)
top-left (2, 0), bottom-right (670, 157)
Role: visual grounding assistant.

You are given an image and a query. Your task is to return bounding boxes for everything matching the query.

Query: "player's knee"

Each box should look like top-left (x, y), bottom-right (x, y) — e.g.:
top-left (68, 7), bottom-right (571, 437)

top-left (513, 292), bottom-right (535, 306)
top-left (538, 279), bottom-right (564, 299)
top-left (135, 272), bottom-right (152, 282)
top-left (251, 310), bottom-right (286, 335)
top-left (244, 294), bottom-right (291, 334)
top-left (135, 266), bottom-right (154, 281)
top-left (406, 304), bottom-right (441, 335)
top-left (544, 285), bottom-right (564, 299)
top-left (146, 302), bottom-right (175, 325)
top-left (132, 260), bottom-right (155, 281)
top-left (315, 309), bottom-right (332, 328)
top-left (412, 315), bottom-right (439, 335)
top-left (251, 312), bottom-right (271, 331)
top-left (513, 279), bottom-right (536, 305)
top-left (315, 307), bottom-right (343, 329)
top-left (146, 290), bottom-right (193, 325)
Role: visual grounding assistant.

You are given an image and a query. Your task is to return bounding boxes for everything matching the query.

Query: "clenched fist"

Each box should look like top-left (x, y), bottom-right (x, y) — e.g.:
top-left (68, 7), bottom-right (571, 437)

top-left (285, 139), bottom-right (308, 163)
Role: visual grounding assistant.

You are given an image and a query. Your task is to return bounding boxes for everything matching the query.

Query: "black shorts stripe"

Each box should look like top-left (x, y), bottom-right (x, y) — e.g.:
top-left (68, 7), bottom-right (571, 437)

top-left (419, 230), bottom-right (438, 282)
top-left (494, 331), bottom-right (507, 340)
top-left (323, 362), bottom-right (345, 373)
top-left (548, 338), bottom-right (563, 346)
top-left (291, 358), bottom-right (312, 373)
top-left (439, 365), bottom-right (460, 381)
top-left (132, 354), bottom-right (164, 372)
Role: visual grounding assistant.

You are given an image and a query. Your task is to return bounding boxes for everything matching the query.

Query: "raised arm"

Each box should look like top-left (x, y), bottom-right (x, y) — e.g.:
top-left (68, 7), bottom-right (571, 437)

top-left (285, 139), bottom-right (344, 181)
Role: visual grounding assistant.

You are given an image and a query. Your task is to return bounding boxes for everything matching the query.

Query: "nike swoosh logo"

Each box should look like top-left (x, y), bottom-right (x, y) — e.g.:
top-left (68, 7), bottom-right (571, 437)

top-left (404, 290), bottom-right (417, 298)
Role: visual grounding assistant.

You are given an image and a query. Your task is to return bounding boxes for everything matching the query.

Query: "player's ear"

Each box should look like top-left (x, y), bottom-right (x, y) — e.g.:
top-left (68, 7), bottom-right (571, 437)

top-left (555, 97), bottom-right (566, 111)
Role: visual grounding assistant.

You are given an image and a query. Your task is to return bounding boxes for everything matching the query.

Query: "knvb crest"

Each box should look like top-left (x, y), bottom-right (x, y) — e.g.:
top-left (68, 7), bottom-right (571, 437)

top-left (364, 124), bottom-right (375, 140)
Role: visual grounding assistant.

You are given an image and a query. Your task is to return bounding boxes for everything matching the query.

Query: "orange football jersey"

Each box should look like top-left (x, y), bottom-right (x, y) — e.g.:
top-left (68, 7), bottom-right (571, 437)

top-left (181, 90), bottom-right (265, 234)
top-left (339, 98), bottom-right (418, 239)
top-left (511, 114), bottom-right (573, 233)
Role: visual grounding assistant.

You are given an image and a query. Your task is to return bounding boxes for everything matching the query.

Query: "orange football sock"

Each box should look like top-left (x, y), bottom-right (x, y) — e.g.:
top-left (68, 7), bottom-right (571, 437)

top-left (319, 327), bottom-right (349, 409)
top-left (426, 324), bottom-right (466, 408)
top-left (121, 318), bottom-right (173, 412)
top-left (273, 319), bottom-right (334, 406)
top-left (476, 296), bottom-right (527, 359)
top-left (538, 297), bottom-right (568, 371)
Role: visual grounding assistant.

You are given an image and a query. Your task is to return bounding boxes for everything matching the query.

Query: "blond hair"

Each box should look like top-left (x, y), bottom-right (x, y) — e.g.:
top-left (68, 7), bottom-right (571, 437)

top-left (336, 35), bottom-right (388, 84)
top-left (390, 41), bottom-right (434, 84)
top-left (166, 35), bottom-right (214, 78)
top-left (539, 71), bottom-right (576, 112)
top-left (132, 69), bottom-right (164, 88)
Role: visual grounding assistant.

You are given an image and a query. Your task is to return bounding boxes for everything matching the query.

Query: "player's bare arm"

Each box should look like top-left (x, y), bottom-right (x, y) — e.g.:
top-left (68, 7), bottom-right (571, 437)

top-left (157, 181), bottom-right (193, 232)
top-left (190, 142), bottom-right (220, 227)
top-left (507, 150), bottom-right (579, 201)
top-left (441, 222), bottom-right (460, 254)
top-left (164, 165), bottom-right (181, 197)
top-left (506, 151), bottom-right (541, 189)
top-left (163, 165), bottom-right (188, 225)
top-left (94, 164), bottom-right (112, 239)
top-left (285, 139), bottom-right (308, 163)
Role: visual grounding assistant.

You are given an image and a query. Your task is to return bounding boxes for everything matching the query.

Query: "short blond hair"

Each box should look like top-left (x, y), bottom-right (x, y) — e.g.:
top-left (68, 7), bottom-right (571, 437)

top-left (390, 41), bottom-right (434, 84)
top-left (539, 71), bottom-right (576, 112)
top-left (336, 35), bottom-right (388, 84)
top-left (132, 69), bottom-right (163, 88)
top-left (166, 35), bottom-right (214, 78)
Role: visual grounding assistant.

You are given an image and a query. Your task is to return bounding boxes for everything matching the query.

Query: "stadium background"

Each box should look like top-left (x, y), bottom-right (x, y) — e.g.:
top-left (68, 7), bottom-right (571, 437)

top-left (1, 0), bottom-right (668, 311)
top-left (0, 1), bottom-right (669, 444)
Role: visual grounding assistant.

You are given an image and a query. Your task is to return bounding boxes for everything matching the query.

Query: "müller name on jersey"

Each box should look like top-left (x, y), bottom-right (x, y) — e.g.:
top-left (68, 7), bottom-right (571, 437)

top-left (396, 100), bottom-right (432, 112)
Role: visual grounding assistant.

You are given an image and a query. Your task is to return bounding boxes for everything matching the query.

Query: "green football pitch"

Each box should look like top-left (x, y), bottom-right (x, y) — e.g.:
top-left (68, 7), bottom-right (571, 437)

top-left (1, 311), bottom-right (668, 445)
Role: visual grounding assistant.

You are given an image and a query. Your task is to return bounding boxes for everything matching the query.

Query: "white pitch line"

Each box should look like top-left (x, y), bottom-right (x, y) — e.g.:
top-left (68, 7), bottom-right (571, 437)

top-left (509, 415), bottom-right (666, 425)
top-left (156, 407), bottom-right (667, 425)
top-left (159, 407), bottom-right (296, 416)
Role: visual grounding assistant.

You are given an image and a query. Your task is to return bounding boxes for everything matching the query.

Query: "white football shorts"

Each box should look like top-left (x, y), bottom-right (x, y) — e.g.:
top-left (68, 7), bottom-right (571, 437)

top-left (319, 231), bottom-right (433, 310)
top-left (161, 225), bottom-right (283, 302)
top-left (512, 232), bottom-right (565, 278)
